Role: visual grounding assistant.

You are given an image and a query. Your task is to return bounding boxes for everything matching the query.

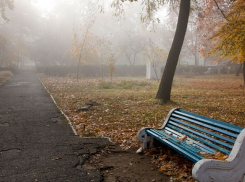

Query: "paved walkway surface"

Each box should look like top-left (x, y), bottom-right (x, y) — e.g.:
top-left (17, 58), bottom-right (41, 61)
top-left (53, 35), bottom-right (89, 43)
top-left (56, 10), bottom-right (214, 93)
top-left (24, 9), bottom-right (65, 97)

top-left (0, 71), bottom-right (110, 182)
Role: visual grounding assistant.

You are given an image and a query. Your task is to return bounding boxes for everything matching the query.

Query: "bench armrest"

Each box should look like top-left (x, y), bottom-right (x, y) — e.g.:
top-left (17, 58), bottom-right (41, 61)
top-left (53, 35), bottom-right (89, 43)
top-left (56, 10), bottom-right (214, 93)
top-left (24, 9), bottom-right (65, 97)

top-left (137, 108), bottom-right (180, 151)
top-left (159, 108), bottom-right (179, 129)
top-left (192, 129), bottom-right (245, 182)
top-left (137, 127), bottom-right (154, 150)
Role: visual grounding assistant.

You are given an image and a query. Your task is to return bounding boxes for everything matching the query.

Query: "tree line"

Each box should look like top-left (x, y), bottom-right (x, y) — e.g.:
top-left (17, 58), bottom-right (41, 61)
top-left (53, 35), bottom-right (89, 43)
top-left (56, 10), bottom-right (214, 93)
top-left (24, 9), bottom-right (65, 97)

top-left (0, 0), bottom-right (244, 103)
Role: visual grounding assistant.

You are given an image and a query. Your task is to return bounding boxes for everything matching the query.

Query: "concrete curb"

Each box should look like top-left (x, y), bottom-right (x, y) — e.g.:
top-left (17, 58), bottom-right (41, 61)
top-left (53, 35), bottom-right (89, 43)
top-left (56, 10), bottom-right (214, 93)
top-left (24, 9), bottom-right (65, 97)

top-left (37, 74), bottom-right (78, 136)
top-left (37, 74), bottom-right (114, 143)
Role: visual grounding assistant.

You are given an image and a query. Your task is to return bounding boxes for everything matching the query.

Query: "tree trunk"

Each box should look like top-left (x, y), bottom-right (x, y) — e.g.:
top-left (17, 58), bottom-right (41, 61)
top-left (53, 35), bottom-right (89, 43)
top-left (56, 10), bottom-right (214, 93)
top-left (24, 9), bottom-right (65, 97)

top-left (243, 62), bottom-right (245, 86)
top-left (156, 0), bottom-right (190, 103)
top-left (101, 64), bottom-right (104, 81)
top-left (194, 34), bottom-right (199, 66)
top-left (235, 63), bottom-right (242, 76)
top-left (76, 60), bottom-right (80, 81)
top-left (204, 57), bottom-right (207, 66)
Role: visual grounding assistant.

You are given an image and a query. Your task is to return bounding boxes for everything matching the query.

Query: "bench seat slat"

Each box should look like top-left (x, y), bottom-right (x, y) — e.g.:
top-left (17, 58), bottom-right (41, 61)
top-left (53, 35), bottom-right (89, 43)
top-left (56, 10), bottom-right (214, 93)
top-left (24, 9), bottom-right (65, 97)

top-left (175, 109), bottom-right (243, 133)
top-left (146, 129), bottom-right (203, 163)
top-left (171, 113), bottom-right (239, 138)
top-left (164, 127), bottom-right (216, 154)
top-left (167, 124), bottom-right (231, 155)
top-left (170, 117), bottom-right (236, 144)
top-left (148, 129), bottom-right (202, 154)
top-left (149, 130), bottom-right (203, 159)
top-left (168, 121), bottom-right (233, 149)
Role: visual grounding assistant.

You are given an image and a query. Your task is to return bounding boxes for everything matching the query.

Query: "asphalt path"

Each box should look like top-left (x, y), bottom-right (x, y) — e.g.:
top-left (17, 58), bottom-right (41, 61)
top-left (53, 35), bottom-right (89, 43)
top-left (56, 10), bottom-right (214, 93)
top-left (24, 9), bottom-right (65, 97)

top-left (0, 71), bottom-right (110, 182)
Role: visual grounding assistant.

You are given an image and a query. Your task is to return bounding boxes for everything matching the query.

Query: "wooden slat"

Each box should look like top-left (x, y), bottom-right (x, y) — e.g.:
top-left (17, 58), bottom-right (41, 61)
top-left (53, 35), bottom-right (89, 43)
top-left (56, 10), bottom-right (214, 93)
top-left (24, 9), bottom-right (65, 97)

top-left (168, 121), bottom-right (233, 149)
top-left (175, 109), bottom-right (243, 133)
top-left (146, 129), bottom-right (203, 163)
top-left (169, 117), bottom-right (236, 143)
top-left (164, 127), bottom-right (216, 154)
top-left (167, 124), bottom-right (232, 154)
top-left (171, 113), bottom-right (239, 138)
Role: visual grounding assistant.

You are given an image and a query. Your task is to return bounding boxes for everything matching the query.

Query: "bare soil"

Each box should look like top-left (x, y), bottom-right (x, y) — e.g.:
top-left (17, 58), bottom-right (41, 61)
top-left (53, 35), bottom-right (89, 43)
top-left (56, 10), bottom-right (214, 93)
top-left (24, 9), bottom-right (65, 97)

top-left (83, 144), bottom-right (172, 182)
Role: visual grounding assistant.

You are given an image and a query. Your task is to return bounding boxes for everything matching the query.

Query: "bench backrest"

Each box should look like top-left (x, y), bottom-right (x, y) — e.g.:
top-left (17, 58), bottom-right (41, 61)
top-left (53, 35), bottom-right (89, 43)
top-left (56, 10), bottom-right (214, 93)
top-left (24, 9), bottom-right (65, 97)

top-left (161, 108), bottom-right (244, 156)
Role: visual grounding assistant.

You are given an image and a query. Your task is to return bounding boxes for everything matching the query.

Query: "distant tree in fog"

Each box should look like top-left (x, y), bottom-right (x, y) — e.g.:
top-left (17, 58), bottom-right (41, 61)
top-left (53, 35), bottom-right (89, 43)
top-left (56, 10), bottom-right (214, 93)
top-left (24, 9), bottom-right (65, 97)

top-left (113, 0), bottom-right (190, 103)
top-left (143, 44), bottom-right (167, 82)
top-left (0, 0), bottom-right (14, 21)
top-left (108, 53), bottom-right (116, 83)
top-left (95, 37), bottom-right (112, 81)
top-left (120, 33), bottom-right (147, 76)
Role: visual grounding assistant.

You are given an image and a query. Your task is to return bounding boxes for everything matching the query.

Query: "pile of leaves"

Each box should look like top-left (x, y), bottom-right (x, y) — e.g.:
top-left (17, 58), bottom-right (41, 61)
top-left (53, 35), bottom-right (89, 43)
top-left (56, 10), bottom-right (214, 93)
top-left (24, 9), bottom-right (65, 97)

top-left (40, 74), bottom-right (245, 180)
top-left (145, 147), bottom-right (194, 182)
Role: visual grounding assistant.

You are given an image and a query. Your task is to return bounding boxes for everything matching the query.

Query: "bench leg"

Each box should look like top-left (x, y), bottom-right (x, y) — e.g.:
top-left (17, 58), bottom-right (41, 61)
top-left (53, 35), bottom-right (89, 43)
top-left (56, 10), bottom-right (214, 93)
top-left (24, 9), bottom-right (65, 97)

top-left (192, 129), bottom-right (245, 182)
top-left (137, 127), bottom-right (154, 150)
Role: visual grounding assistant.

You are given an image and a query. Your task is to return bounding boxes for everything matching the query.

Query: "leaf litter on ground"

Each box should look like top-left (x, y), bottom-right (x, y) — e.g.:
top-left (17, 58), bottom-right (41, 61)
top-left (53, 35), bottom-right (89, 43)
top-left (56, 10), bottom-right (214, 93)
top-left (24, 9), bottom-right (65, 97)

top-left (40, 74), bottom-right (245, 181)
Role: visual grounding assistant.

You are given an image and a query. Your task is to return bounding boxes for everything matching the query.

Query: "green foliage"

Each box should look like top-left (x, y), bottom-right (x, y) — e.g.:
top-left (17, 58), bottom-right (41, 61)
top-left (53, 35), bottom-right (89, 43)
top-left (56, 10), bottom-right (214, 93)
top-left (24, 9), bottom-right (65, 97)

top-left (118, 80), bottom-right (134, 89)
top-left (111, 0), bottom-right (165, 25)
top-left (98, 80), bottom-right (151, 90)
top-left (36, 65), bottom-right (146, 77)
top-left (99, 82), bottom-right (113, 89)
top-left (118, 80), bottom-right (150, 89)
top-left (175, 65), bottom-right (208, 75)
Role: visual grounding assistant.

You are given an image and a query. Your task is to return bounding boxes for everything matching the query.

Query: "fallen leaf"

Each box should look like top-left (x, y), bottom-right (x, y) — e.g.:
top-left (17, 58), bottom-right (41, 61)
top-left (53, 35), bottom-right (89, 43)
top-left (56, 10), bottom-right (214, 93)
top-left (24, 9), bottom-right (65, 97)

top-left (159, 155), bottom-right (168, 161)
top-left (180, 135), bottom-right (187, 141)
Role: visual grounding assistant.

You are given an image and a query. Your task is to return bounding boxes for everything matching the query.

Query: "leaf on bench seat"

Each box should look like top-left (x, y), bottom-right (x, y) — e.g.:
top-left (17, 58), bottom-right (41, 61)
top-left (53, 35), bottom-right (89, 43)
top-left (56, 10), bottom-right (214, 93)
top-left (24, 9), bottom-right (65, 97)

top-left (217, 155), bottom-right (228, 161)
top-left (179, 135), bottom-right (187, 141)
top-left (204, 151), bottom-right (228, 161)
top-left (197, 151), bottom-right (206, 155)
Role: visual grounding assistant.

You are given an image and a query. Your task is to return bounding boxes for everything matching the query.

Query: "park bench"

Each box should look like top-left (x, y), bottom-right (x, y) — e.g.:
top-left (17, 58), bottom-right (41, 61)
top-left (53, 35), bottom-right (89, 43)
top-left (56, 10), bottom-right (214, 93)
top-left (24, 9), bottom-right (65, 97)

top-left (137, 108), bottom-right (245, 182)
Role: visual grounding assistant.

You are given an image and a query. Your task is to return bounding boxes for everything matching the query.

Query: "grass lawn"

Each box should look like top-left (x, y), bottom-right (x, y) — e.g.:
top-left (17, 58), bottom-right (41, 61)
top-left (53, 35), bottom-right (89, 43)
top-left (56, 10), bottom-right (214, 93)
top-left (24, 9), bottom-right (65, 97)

top-left (40, 74), bottom-right (245, 180)
top-left (40, 74), bottom-right (245, 148)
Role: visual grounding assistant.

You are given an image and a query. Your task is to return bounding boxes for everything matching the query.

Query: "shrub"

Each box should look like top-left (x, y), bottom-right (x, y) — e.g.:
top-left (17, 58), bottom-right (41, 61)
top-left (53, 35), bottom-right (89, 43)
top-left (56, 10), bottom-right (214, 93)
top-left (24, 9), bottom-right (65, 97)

top-left (118, 81), bottom-right (133, 89)
top-left (0, 71), bottom-right (13, 77)
top-left (37, 65), bottom-right (146, 77)
top-left (191, 66), bottom-right (208, 75)
top-left (175, 65), bottom-right (208, 75)
top-left (99, 82), bottom-right (113, 89)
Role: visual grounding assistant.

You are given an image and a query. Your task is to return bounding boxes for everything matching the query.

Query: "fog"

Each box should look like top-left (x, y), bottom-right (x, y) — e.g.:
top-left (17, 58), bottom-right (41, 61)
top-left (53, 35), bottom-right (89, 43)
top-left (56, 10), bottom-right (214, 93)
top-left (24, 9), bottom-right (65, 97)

top-left (0, 0), bottom-right (200, 69)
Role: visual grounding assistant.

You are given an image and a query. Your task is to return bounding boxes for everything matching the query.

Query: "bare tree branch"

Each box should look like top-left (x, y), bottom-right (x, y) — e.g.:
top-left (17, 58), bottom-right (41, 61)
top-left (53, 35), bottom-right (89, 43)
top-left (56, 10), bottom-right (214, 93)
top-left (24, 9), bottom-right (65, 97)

top-left (213, 0), bottom-right (227, 20)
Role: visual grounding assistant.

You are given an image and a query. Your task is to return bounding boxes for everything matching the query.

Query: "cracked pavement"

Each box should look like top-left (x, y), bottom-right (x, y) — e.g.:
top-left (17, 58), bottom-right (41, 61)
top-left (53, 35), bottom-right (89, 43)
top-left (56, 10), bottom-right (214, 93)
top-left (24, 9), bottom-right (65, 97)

top-left (0, 71), bottom-right (111, 182)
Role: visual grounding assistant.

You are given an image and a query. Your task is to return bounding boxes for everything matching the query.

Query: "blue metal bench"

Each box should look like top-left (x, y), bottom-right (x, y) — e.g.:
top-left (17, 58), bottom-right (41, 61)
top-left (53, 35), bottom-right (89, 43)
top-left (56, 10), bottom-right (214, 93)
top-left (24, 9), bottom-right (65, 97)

top-left (137, 108), bottom-right (245, 182)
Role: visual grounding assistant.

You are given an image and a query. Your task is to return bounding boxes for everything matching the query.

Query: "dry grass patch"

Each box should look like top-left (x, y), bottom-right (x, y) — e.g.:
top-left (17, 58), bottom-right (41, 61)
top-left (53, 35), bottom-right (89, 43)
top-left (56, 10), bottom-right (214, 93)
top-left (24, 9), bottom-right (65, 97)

top-left (40, 75), bottom-right (245, 148)
top-left (0, 71), bottom-right (12, 86)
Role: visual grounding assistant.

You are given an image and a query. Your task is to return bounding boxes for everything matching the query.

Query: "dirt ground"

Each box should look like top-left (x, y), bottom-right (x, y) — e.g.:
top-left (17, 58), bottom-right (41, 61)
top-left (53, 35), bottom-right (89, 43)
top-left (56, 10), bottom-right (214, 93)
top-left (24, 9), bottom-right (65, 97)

top-left (83, 144), bottom-right (173, 182)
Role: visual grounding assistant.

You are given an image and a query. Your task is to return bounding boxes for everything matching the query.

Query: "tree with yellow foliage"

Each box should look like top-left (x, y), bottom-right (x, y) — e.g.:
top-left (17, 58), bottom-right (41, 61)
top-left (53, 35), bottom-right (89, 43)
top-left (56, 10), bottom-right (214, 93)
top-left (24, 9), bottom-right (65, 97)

top-left (69, 3), bottom-right (97, 81)
top-left (208, 0), bottom-right (245, 84)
